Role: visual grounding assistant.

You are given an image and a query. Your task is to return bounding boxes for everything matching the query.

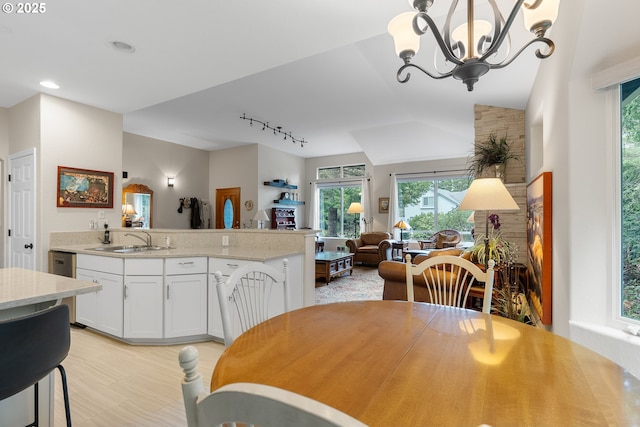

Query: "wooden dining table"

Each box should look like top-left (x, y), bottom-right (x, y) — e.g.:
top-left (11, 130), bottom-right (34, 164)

top-left (211, 300), bottom-right (640, 426)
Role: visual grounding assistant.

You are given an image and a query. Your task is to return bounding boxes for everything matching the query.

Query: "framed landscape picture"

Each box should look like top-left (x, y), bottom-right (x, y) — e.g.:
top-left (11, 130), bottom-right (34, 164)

top-left (57, 166), bottom-right (114, 208)
top-left (526, 171), bottom-right (552, 324)
top-left (379, 197), bottom-right (389, 213)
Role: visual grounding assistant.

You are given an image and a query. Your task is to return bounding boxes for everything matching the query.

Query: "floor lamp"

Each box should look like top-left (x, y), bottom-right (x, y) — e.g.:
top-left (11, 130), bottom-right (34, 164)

top-left (347, 202), bottom-right (364, 238)
top-left (458, 178), bottom-right (520, 268)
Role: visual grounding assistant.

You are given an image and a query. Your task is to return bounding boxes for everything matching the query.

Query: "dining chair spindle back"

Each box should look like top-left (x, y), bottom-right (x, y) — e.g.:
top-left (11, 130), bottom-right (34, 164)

top-left (405, 254), bottom-right (495, 313)
top-left (215, 259), bottom-right (289, 346)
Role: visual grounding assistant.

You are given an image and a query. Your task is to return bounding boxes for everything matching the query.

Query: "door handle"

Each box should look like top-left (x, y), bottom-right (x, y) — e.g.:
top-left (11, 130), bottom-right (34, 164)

top-left (24, 243), bottom-right (33, 249)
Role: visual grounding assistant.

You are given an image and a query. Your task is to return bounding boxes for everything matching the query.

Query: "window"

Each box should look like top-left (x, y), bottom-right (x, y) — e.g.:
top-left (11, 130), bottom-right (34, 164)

top-left (397, 176), bottom-right (473, 241)
top-left (422, 196), bottom-right (434, 207)
top-left (620, 77), bottom-right (640, 322)
top-left (317, 165), bottom-right (366, 238)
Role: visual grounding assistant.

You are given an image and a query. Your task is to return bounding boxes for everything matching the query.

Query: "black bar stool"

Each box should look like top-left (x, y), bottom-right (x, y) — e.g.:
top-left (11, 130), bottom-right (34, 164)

top-left (0, 305), bottom-right (72, 427)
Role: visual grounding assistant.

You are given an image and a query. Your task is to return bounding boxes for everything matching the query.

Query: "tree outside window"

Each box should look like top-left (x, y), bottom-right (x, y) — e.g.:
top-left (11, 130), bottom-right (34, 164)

top-left (621, 77), bottom-right (640, 322)
top-left (398, 177), bottom-right (473, 241)
top-left (317, 165), bottom-right (365, 238)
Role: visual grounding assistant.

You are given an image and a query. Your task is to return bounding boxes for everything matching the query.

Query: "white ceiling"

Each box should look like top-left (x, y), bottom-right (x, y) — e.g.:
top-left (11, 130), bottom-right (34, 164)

top-left (0, 0), bottom-right (543, 165)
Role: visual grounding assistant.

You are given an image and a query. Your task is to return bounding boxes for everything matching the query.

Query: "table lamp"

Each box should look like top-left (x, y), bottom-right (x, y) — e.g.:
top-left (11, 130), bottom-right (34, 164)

top-left (253, 210), bottom-right (270, 229)
top-left (347, 202), bottom-right (364, 238)
top-left (394, 219), bottom-right (410, 241)
top-left (457, 178), bottom-right (519, 267)
top-left (122, 204), bottom-right (137, 227)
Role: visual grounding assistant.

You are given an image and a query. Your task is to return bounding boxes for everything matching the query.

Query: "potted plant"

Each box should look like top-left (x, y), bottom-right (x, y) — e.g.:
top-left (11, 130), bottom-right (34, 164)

top-left (468, 133), bottom-right (519, 178)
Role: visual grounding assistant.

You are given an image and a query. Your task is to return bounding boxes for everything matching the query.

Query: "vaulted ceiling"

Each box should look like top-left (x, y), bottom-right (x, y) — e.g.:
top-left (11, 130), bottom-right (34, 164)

top-left (0, 0), bottom-right (544, 165)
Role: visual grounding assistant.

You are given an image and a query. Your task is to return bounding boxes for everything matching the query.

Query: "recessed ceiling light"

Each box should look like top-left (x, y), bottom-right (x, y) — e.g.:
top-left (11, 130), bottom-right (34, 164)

top-left (40, 81), bottom-right (60, 89)
top-left (109, 40), bottom-right (136, 53)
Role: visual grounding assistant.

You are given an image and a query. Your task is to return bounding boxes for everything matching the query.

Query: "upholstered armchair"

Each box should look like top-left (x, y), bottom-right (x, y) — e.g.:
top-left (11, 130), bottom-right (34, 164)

top-left (346, 231), bottom-right (393, 266)
top-left (418, 229), bottom-right (462, 250)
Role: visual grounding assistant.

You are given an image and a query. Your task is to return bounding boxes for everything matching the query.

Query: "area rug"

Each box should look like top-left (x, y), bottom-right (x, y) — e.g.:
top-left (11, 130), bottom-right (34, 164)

top-left (315, 266), bottom-right (384, 305)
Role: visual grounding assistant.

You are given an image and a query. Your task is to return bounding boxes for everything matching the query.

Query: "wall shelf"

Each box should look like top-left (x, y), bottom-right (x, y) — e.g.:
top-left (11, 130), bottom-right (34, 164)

top-left (264, 180), bottom-right (298, 189)
top-left (273, 200), bottom-right (305, 205)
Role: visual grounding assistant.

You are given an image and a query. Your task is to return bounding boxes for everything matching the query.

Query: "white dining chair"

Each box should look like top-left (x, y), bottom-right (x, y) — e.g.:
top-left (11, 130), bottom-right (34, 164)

top-left (405, 254), bottom-right (495, 313)
top-left (179, 346), bottom-right (368, 427)
top-left (215, 259), bottom-right (289, 346)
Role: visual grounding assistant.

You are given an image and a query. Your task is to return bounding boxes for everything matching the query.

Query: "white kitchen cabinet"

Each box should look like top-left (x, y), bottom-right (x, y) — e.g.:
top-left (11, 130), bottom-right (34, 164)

top-left (76, 254), bottom-right (124, 337)
top-left (164, 257), bottom-right (208, 338)
top-left (123, 258), bottom-right (164, 339)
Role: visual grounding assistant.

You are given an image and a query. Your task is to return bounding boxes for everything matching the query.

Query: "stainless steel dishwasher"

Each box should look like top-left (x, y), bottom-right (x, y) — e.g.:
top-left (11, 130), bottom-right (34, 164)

top-left (48, 250), bottom-right (77, 323)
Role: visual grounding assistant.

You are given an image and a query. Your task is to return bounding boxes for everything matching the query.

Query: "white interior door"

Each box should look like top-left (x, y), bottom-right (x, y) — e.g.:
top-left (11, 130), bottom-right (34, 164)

top-left (8, 149), bottom-right (36, 269)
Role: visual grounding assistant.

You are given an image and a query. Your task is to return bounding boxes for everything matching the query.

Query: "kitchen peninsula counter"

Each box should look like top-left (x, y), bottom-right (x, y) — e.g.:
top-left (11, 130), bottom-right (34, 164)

top-left (0, 267), bottom-right (101, 314)
top-left (48, 244), bottom-right (302, 261)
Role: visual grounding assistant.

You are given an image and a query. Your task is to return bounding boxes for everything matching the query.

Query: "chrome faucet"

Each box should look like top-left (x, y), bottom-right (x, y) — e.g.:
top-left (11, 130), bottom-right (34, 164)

top-left (125, 231), bottom-right (152, 247)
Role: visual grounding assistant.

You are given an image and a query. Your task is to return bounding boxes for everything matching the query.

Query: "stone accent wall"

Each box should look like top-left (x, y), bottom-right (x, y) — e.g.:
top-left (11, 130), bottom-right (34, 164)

top-left (474, 104), bottom-right (525, 184)
top-left (474, 105), bottom-right (527, 264)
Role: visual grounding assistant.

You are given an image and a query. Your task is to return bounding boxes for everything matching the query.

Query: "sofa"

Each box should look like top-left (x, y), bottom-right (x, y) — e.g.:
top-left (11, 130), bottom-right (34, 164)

top-left (346, 231), bottom-right (394, 266)
top-left (378, 248), bottom-right (479, 302)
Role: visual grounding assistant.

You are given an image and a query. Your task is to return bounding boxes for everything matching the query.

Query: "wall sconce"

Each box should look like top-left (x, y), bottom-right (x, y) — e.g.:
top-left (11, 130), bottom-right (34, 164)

top-left (167, 177), bottom-right (175, 187)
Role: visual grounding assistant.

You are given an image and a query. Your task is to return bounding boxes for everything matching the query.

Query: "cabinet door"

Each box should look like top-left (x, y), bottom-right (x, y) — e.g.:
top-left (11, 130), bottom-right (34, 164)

top-left (208, 275), bottom-right (224, 339)
top-left (165, 274), bottom-right (207, 338)
top-left (96, 271), bottom-right (124, 337)
top-left (124, 275), bottom-right (163, 339)
top-left (76, 269), bottom-right (98, 328)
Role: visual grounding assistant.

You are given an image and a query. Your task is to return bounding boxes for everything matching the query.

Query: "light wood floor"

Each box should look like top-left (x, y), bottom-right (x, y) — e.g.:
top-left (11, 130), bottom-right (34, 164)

top-left (53, 327), bottom-right (225, 427)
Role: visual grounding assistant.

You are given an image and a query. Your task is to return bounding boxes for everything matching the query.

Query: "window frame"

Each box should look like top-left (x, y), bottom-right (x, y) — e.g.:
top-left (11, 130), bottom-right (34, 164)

top-left (396, 174), bottom-right (473, 242)
top-left (315, 164), bottom-right (366, 238)
top-left (614, 77), bottom-right (640, 327)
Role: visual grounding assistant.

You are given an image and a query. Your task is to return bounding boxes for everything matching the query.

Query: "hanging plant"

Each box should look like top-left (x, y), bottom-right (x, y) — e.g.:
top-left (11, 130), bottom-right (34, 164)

top-left (468, 133), bottom-right (519, 177)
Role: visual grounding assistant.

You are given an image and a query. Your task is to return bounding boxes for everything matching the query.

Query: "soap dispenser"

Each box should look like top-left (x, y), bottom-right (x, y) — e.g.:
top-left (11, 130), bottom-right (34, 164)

top-left (103, 223), bottom-right (111, 244)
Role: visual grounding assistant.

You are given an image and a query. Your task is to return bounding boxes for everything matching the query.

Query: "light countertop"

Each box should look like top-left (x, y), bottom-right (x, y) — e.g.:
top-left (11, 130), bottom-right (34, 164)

top-left (49, 244), bottom-right (303, 262)
top-left (0, 268), bottom-right (101, 310)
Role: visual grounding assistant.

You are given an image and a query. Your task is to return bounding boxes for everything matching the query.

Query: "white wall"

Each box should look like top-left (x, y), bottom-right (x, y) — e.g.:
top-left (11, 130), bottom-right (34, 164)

top-left (258, 144), bottom-right (306, 228)
top-left (39, 95), bottom-right (123, 270)
top-left (209, 144), bottom-right (306, 230)
top-left (526, 0), bottom-right (640, 377)
top-left (123, 132), bottom-right (210, 229)
top-left (210, 144), bottom-right (259, 228)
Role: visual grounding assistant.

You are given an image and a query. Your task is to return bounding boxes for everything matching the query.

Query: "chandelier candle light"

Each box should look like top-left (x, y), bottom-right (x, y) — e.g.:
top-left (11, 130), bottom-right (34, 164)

top-left (388, 0), bottom-right (559, 91)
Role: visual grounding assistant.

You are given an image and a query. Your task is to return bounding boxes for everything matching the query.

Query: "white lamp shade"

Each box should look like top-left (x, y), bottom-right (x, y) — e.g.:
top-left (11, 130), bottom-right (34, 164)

top-left (388, 12), bottom-right (420, 57)
top-left (522, 0), bottom-right (559, 32)
top-left (347, 202), bottom-right (364, 214)
top-left (451, 20), bottom-right (492, 58)
top-left (253, 210), bottom-right (270, 222)
top-left (122, 204), bottom-right (137, 215)
top-left (458, 178), bottom-right (520, 211)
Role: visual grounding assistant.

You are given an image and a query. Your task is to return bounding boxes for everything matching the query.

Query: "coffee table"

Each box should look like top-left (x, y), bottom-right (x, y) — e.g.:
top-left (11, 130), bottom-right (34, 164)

top-left (315, 251), bottom-right (354, 283)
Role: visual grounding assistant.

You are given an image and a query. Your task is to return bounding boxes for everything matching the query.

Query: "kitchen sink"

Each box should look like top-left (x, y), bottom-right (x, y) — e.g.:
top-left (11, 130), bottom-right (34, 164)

top-left (87, 245), bottom-right (169, 253)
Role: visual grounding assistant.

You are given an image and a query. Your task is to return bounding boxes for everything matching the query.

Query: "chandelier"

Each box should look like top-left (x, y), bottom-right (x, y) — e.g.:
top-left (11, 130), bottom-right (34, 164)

top-left (387, 0), bottom-right (559, 91)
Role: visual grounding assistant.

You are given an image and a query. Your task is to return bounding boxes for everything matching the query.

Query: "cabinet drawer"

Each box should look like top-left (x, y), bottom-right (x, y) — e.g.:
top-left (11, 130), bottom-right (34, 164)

top-left (77, 254), bottom-right (124, 275)
top-left (208, 257), bottom-right (257, 277)
top-left (165, 257), bottom-right (207, 275)
top-left (125, 258), bottom-right (163, 276)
